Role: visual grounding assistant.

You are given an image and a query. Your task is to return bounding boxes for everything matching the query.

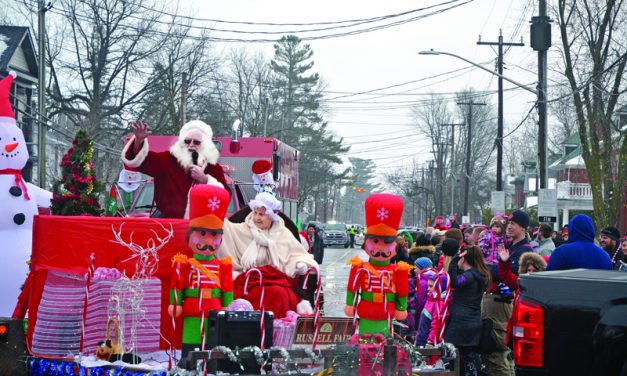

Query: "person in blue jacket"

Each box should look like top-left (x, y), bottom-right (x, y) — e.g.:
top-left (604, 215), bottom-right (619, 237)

top-left (546, 214), bottom-right (612, 271)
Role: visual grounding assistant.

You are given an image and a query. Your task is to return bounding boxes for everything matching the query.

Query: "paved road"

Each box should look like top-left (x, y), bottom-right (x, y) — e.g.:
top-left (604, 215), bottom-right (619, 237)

top-left (318, 246), bottom-right (368, 317)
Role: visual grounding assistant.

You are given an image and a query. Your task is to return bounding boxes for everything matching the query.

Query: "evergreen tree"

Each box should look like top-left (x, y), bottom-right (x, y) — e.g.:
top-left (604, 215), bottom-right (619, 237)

top-left (341, 158), bottom-right (380, 222)
top-left (51, 130), bottom-right (103, 216)
top-left (269, 35), bottom-right (349, 217)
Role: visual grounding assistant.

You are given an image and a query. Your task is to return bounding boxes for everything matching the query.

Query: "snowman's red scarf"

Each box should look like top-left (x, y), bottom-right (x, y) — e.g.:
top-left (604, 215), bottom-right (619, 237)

top-left (0, 169), bottom-right (30, 200)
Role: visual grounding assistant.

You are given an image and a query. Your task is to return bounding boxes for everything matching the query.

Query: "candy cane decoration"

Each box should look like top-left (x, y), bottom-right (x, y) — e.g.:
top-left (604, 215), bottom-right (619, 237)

top-left (79, 253), bottom-right (96, 353)
top-left (302, 268), bottom-right (323, 350)
top-left (244, 268), bottom-right (266, 349)
top-left (379, 270), bottom-right (393, 336)
top-left (171, 267), bottom-right (181, 333)
top-left (433, 271), bottom-right (452, 344)
top-left (351, 268), bottom-right (372, 335)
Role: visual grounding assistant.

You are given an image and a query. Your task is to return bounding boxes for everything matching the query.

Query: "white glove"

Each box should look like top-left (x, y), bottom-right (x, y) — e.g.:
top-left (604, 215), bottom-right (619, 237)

top-left (295, 262), bottom-right (308, 275)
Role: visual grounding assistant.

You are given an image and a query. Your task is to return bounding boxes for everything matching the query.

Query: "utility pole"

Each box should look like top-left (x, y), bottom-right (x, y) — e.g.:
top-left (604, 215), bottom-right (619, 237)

top-left (531, 0), bottom-right (551, 189)
top-left (434, 141), bottom-right (451, 216)
top-left (441, 123), bottom-right (463, 216)
top-left (477, 31), bottom-right (524, 191)
top-left (421, 167), bottom-right (426, 226)
top-left (428, 160), bottom-right (435, 220)
top-left (180, 72), bottom-right (187, 128)
top-left (37, 0), bottom-right (49, 187)
top-left (457, 100), bottom-right (486, 219)
top-left (262, 96), bottom-right (269, 137)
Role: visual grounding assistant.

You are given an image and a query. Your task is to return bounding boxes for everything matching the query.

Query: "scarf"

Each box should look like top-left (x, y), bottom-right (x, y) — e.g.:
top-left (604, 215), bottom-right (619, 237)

top-left (0, 169), bottom-right (30, 200)
top-left (220, 213), bottom-right (318, 278)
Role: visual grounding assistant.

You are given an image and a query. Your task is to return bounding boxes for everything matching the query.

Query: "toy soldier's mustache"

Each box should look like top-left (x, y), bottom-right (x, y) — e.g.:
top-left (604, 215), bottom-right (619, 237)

top-left (371, 251), bottom-right (391, 258)
top-left (196, 244), bottom-right (215, 251)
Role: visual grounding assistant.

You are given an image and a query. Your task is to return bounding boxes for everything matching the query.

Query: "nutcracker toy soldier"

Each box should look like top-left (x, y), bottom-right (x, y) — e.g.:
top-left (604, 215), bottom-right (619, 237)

top-left (168, 184), bottom-right (234, 358)
top-left (344, 193), bottom-right (411, 336)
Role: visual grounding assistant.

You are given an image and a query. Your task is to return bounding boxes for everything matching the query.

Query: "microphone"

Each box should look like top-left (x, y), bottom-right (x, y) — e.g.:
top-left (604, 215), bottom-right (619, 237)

top-left (191, 151), bottom-right (198, 166)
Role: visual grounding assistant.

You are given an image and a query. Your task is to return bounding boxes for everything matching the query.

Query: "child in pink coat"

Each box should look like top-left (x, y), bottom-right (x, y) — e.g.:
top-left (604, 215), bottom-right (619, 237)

top-left (415, 273), bottom-right (449, 346)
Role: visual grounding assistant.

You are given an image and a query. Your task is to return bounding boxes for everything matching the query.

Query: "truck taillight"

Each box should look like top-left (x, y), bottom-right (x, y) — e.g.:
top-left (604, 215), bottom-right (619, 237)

top-left (513, 298), bottom-right (544, 367)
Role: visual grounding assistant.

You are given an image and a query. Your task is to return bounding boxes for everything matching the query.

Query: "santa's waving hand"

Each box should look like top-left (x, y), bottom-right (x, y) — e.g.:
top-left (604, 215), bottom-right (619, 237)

top-left (122, 120), bottom-right (228, 218)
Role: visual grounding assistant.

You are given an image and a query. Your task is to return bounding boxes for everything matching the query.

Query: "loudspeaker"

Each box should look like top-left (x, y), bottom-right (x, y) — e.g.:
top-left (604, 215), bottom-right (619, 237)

top-left (206, 310), bottom-right (274, 374)
top-left (0, 317), bottom-right (27, 376)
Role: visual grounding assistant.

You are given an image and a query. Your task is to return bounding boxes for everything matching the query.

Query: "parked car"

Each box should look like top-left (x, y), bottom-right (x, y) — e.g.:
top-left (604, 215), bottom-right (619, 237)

top-left (323, 223), bottom-right (349, 248)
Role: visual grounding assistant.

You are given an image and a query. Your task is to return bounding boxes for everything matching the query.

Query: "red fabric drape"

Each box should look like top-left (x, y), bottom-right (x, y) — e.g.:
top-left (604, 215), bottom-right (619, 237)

top-left (233, 265), bottom-right (300, 319)
top-left (28, 215), bottom-right (191, 350)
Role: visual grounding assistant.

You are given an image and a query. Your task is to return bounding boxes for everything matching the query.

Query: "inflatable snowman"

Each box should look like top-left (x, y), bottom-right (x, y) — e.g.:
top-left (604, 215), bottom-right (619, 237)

top-left (0, 72), bottom-right (52, 317)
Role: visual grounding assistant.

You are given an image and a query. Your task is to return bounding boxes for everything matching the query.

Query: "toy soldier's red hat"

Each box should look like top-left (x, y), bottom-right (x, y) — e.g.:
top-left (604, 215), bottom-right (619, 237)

top-left (364, 193), bottom-right (404, 238)
top-left (252, 159), bottom-right (272, 175)
top-left (189, 184), bottom-right (230, 231)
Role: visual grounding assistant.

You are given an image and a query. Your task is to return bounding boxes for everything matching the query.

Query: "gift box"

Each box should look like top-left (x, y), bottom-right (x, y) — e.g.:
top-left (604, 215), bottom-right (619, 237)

top-left (272, 310), bottom-right (298, 349)
top-left (31, 271), bottom-right (86, 356)
top-left (30, 268), bottom-right (162, 357)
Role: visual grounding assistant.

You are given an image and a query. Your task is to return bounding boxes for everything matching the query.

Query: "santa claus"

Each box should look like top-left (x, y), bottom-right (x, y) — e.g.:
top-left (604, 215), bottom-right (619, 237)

top-left (121, 120), bottom-right (228, 218)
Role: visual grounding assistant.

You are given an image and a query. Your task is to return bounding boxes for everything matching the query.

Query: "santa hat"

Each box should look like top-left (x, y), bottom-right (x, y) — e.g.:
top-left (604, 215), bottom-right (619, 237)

top-left (364, 193), bottom-right (404, 238)
top-left (188, 184), bottom-right (230, 231)
top-left (252, 159), bottom-right (272, 175)
top-left (0, 71), bottom-right (17, 125)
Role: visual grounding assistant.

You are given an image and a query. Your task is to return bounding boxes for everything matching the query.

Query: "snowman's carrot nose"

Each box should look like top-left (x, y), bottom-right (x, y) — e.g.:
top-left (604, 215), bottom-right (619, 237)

top-left (5, 142), bottom-right (18, 152)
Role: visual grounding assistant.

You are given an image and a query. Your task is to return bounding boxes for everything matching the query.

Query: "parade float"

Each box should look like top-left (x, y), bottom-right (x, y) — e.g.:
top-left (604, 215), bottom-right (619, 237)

top-left (0, 75), bottom-right (457, 375)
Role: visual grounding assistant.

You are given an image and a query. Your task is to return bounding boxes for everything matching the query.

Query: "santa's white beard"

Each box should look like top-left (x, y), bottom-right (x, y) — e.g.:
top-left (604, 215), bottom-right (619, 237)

top-left (170, 142), bottom-right (215, 170)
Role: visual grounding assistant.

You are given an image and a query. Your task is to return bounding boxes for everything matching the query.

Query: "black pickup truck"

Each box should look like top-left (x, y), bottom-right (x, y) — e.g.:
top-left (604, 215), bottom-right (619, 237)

top-left (513, 269), bottom-right (627, 376)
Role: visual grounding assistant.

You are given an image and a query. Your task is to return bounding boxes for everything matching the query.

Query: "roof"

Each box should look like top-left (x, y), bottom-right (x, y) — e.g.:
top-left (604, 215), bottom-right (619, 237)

top-left (0, 25), bottom-right (38, 81)
top-left (549, 145), bottom-right (585, 169)
top-left (562, 133), bottom-right (580, 146)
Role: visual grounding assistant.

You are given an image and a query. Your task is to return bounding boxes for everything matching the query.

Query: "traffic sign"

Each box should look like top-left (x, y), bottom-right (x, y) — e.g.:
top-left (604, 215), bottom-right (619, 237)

top-left (538, 216), bottom-right (557, 223)
top-left (491, 191), bottom-right (506, 213)
top-left (538, 189), bottom-right (558, 222)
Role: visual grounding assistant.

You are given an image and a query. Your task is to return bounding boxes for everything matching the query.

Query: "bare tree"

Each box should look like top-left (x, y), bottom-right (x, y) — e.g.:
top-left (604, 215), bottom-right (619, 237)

top-left (555, 0), bottom-right (627, 227)
top-left (141, 27), bottom-right (218, 136)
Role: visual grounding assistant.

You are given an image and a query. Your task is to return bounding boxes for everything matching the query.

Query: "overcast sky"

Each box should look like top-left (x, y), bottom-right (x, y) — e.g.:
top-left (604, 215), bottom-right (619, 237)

top-left (179, 1), bottom-right (540, 176)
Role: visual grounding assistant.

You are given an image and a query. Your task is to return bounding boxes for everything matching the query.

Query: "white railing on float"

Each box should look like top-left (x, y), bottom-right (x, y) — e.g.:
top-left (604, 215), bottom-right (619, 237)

top-left (556, 181), bottom-right (593, 200)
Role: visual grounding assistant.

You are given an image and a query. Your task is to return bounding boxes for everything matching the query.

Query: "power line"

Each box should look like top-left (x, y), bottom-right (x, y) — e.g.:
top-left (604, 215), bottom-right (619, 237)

top-left (40, 0), bottom-right (474, 42)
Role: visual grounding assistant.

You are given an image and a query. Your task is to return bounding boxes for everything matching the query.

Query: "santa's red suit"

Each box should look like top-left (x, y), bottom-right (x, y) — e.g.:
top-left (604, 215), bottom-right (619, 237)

top-left (121, 122), bottom-right (228, 218)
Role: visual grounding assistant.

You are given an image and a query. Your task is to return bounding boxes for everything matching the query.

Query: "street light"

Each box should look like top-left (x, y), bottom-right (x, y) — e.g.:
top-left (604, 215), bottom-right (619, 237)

top-left (419, 48), bottom-right (548, 200)
top-left (418, 49), bottom-right (537, 95)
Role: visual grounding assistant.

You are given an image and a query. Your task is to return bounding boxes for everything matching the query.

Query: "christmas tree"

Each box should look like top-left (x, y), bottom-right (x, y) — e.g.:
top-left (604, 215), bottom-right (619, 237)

top-left (51, 130), bottom-right (103, 216)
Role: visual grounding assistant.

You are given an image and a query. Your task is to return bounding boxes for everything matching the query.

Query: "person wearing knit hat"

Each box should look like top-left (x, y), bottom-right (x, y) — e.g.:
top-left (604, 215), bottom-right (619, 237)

top-left (345, 193), bottom-right (411, 336)
top-left (599, 226), bottom-right (623, 270)
top-left (414, 257), bottom-right (433, 270)
top-left (168, 184), bottom-right (234, 360)
top-left (478, 215), bottom-right (508, 265)
top-left (508, 209), bottom-right (530, 231)
top-left (482, 209), bottom-right (533, 376)
top-left (0, 71), bottom-right (52, 317)
top-left (251, 159), bottom-right (275, 194)
top-left (122, 119), bottom-right (228, 218)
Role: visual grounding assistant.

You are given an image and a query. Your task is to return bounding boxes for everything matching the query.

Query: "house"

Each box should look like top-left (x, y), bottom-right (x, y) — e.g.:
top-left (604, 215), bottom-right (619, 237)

top-left (0, 25), bottom-right (39, 182)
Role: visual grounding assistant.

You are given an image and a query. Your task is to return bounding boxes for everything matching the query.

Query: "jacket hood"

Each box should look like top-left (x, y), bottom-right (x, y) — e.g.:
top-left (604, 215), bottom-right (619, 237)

top-left (568, 214), bottom-right (596, 243)
top-left (409, 245), bottom-right (436, 254)
top-left (519, 252), bottom-right (547, 274)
